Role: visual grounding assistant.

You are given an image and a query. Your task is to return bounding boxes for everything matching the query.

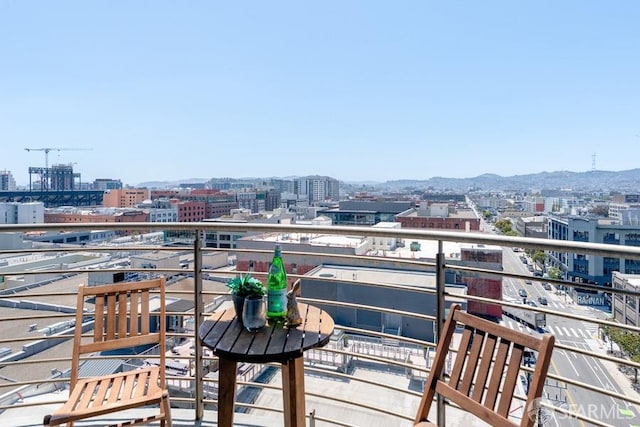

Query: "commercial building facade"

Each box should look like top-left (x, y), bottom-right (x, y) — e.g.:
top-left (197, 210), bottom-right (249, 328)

top-left (103, 189), bottom-right (151, 208)
top-left (547, 213), bottom-right (640, 308)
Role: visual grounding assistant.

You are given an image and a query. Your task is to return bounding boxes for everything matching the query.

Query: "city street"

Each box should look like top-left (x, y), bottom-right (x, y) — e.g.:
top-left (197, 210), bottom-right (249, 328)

top-left (501, 245), bottom-right (639, 426)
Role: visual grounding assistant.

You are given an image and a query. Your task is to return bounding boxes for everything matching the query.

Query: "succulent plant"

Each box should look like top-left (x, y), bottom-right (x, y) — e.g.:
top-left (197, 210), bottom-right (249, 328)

top-left (226, 274), bottom-right (265, 298)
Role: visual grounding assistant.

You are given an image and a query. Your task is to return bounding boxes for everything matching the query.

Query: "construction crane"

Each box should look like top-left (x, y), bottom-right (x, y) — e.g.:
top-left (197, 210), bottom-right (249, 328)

top-left (24, 147), bottom-right (92, 171)
top-left (24, 147), bottom-right (92, 190)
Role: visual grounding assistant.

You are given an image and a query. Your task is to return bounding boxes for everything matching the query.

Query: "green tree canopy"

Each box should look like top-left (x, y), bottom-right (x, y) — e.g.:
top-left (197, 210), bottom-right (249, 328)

top-left (532, 251), bottom-right (546, 265)
top-left (602, 326), bottom-right (640, 361)
top-left (494, 219), bottom-right (513, 234)
top-left (547, 267), bottom-right (562, 280)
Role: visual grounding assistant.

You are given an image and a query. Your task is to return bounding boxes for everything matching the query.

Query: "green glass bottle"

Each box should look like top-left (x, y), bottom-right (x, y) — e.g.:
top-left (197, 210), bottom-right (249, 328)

top-left (266, 244), bottom-right (287, 320)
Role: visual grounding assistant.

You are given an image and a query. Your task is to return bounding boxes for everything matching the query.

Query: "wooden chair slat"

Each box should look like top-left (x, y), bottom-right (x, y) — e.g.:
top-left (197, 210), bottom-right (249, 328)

top-left (472, 333), bottom-right (497, 403)
top-left (485, 337), bottom-right (510, 410)
top-left (459, 329), bottom-right (485, 395)
top-left (118, 292), bottom-right (128, 339)
top-left (134, 370), bottom-right (150, 398)
top-left (76, 381), bottom-right (95, 411)
top-left (141, 290), bottom-right (150, 335)
top-left (449, 325), bottom-right (472, 387)
top-left (130, 290), bottom-right (139, 337)
top-left (107, 376), bottom-right (125, 404)
top-left (93, 377), bottom-right (111, 408)
top-left (497, 344), bottom-right (524, 417)
top-left (122, 371), bottom-right (138, 400)
top-left (106, 293), bottom-right (117, 340)
top-left (94, 295), bottom-right (104, 342)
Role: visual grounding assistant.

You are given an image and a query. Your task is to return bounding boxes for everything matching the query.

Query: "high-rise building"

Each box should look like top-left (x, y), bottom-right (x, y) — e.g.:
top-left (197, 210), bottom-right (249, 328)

top-left (49, 164), bottom-right (79, 190)
top-left (0, 170), bottom-right (16, 191)
top-left (294, 175), bottom-right (339, 203)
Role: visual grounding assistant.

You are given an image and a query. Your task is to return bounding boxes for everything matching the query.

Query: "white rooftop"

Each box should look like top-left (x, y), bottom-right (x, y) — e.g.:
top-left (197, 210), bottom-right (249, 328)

top-left (260, 232), bottom-right (366, 249)
top-left (387, 239), bottom-right (465, 260)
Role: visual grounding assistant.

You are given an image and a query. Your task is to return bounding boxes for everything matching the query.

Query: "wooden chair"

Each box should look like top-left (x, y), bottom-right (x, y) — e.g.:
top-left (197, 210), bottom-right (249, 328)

top-left (44, 277), bottom-right (172, 426)
top-left (415, 304), bottom-right (555, 427)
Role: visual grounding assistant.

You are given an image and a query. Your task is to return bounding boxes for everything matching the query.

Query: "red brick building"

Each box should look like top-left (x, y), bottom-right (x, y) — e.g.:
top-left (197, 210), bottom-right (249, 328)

top-left (396, 202), bottom-right (480, 231)
top-left (151, 189), bottom-right (238, 219)
top-left (397, 215), bottom-right (480, 231)
top-left (170, 200), bottom-right (206, 222)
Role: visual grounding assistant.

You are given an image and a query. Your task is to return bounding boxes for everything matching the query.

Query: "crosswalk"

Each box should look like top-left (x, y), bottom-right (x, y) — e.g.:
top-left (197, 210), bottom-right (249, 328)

top-left (501, 318), bottom-right (599, 340)
top-left (543, 300), bottom-right (565, 309)
top-left (502, 319), bottom-right (535, 334)
top-left (544, 323), bottom-right (599, 340)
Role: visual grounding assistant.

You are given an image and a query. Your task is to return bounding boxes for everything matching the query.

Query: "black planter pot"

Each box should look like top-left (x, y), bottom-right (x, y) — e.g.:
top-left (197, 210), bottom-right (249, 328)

top-left (232, 294), bottom-right (245, 324)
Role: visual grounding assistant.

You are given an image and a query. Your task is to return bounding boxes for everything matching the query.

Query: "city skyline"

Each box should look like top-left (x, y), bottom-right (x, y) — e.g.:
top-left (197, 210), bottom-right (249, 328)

top-left (2, 2), bottom-right (639, 187)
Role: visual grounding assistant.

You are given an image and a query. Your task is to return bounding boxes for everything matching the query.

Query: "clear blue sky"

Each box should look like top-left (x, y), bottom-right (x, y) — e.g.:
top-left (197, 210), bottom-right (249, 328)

top-left (1, 2), bottom-right (639, 187)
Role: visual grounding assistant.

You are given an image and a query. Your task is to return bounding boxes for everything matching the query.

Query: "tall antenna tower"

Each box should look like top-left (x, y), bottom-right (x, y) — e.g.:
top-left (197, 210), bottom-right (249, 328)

top-left (591, 152), bottom-right (596, 171)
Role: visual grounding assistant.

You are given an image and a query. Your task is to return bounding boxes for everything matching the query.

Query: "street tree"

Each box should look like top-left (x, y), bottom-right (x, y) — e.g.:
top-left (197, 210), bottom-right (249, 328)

top-left (532, 251), bottom-right (546, 265)
top-left (547, 267), bottom-right (562, 280)
top-left (602, 326), bottom-right (640, 382)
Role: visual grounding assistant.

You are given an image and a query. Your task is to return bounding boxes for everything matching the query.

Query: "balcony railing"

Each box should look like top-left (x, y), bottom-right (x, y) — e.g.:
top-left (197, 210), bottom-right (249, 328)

top-left (1, 222), bottom-right (640, 426)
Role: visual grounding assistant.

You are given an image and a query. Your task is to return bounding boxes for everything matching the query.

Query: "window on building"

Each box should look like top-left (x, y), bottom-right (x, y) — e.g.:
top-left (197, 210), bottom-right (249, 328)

top-left (603, 257), bottom-right (620, 276)
top-left (625, 259), bottom-right (640, 274)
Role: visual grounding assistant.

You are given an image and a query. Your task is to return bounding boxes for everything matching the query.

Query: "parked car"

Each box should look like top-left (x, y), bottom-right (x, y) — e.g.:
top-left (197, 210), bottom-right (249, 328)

top-left (542, 283), bottom-right (552, 291)
top-left (525, 280), bottom-right (532, 285)
top-left (533, 270), bottom-right (543, 277)
top-left (527, 301), bottom-right (537, 307)
top-left (524, 350), bottom-right (537, 366)
top-left (538, 297), bottom-right (548, 305)
top-left (518, 289), bottom-right (528, 298)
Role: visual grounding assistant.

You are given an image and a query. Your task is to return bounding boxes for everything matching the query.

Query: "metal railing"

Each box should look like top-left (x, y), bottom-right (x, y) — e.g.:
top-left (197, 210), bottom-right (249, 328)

top-left (1, 222), bottom-right (640, 426)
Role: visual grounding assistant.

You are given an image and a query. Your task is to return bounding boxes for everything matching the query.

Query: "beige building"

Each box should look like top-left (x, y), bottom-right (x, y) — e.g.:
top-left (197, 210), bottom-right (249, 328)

top-left (103, 188), bottom-right (150, 208)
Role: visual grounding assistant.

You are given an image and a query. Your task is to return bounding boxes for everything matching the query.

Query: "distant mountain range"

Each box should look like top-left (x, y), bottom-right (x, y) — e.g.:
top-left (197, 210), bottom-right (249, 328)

top-left (356, 169), bottom-right (640, 193)
top-left (137, 169), bottom-right (640, 193)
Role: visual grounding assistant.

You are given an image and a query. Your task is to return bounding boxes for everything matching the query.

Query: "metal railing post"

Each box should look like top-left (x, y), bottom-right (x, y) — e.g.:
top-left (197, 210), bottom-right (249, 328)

top-left (436, 240), bottom-right (446, 427)
top-left (194, 230), bottom-right (204, 420)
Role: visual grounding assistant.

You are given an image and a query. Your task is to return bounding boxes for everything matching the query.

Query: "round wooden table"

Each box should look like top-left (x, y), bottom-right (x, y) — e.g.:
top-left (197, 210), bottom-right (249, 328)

top-left (198, 303), bottom-right (334, 427)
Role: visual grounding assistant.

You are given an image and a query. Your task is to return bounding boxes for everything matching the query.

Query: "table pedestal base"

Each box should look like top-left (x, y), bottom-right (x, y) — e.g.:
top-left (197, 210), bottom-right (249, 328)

top-left (217, 357), bottom-right (306, 427)
top-left (282, 357), bottom-right (306, 427)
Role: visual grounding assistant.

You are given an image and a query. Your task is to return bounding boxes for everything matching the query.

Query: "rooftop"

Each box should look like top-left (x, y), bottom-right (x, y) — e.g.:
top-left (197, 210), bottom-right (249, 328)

top-left (248, 232), bottom-right (366, 249)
